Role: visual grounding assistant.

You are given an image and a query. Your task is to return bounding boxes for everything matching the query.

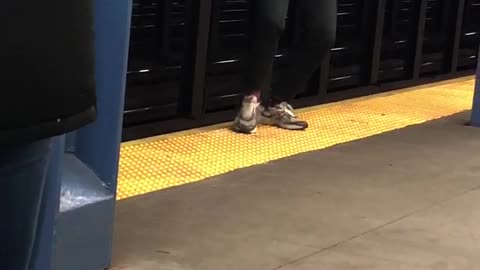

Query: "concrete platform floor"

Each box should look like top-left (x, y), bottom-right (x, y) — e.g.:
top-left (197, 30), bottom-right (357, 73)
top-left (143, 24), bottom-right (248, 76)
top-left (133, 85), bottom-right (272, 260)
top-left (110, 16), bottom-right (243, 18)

top-left (112, 112), bottom-right (480, 270)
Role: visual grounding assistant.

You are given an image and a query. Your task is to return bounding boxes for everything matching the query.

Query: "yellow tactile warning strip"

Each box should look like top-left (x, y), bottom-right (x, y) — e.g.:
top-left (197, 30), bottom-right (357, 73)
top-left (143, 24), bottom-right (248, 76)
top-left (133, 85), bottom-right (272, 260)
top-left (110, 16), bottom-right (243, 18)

top-left (117, 77), bottom-right (475, 200)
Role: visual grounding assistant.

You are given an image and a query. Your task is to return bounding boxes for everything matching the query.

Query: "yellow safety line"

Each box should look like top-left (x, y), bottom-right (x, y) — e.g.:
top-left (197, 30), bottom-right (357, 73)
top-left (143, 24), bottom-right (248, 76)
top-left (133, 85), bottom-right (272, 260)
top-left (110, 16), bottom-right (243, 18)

top-left (118, 77), bottom-right (475, 200)
top-left (123, 76), bottom-right (473, 147)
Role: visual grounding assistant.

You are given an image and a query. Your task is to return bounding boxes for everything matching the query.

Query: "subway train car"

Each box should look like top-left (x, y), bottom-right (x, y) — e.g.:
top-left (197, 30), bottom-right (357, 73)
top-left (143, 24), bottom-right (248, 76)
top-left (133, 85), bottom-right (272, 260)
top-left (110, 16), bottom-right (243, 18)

top-left (123, 0), bottom-right (480, 141)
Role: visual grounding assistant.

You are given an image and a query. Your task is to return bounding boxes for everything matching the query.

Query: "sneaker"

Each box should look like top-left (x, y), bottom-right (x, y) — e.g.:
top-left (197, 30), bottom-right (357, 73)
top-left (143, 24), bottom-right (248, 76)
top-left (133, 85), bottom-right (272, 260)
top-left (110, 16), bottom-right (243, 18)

top-left (232, 95), bottom-right (260, 134)
top-left (260, 102), bottom-right (308, 130)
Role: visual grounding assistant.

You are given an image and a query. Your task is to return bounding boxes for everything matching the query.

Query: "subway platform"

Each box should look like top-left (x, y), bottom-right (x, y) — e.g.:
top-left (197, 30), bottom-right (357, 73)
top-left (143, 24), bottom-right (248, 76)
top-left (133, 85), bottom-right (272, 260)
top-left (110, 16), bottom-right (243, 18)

top-left (111, 77), bottom-right (480, 270)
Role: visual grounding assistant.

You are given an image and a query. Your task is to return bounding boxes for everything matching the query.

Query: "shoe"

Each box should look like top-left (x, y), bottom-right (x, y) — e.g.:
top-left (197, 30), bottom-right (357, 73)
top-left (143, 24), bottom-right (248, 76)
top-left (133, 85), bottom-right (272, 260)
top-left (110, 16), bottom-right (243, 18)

top-left (260, 102), bottom-right (308, 130)
top-left (233, 95), bottom-right (260, 134)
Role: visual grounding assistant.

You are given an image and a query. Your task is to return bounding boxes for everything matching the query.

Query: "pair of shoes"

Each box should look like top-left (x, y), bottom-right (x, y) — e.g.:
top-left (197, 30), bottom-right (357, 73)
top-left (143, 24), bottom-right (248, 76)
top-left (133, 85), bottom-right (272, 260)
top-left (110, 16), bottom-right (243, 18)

top-left (232, 96), bottom-right (308, 134)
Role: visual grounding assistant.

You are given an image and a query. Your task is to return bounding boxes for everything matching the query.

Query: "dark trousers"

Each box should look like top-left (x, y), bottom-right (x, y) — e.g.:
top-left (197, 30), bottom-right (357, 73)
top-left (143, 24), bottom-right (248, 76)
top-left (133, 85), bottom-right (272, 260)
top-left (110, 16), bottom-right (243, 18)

top-left (245, 0), bottom-right (337, 102)
top-left (0, 139), bottom-right (52, 270)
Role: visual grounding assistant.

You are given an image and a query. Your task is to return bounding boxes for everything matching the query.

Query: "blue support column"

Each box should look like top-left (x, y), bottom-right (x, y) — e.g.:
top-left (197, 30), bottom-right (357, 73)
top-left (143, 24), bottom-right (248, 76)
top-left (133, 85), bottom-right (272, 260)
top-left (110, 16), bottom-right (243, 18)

top-left (32, 136), bottom-right (65, 270)
top-left (75, 0), bottom-right (132, 194)
top-left (50, 0), bottom-right (132, 269)
top-left (471, 48), bottom-right (480, 126)
top-left (2, 1), bottom-right (130, 270)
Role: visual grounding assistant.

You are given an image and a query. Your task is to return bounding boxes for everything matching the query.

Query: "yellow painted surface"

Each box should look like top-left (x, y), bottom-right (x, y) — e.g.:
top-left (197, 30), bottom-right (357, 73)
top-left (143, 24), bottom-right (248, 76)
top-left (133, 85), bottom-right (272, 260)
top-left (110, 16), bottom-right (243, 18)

top-left (118, 77), bottom-right (475, 200)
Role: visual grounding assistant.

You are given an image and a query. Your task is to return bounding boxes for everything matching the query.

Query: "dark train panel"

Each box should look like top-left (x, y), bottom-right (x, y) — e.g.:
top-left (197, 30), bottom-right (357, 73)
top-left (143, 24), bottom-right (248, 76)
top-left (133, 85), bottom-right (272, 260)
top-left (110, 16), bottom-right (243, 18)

top-left (377, 0), bottom-right (422, 82)
top-left (420, 0), bottom-right (452, 76)
top-left (327, 0), bottom-right (377, 91)
top-left (123, 0), bottom-right (479, 141)
top-left (457, 0), bottom-right (480, 70)
top-left (125, 0), bottom-right (189, 127)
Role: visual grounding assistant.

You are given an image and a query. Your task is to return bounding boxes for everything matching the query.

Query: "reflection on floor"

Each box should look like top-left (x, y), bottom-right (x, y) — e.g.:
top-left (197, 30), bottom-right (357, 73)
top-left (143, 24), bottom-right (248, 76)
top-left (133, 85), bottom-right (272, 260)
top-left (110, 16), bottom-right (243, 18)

top-left (117, 77), bottom-right (474, 200)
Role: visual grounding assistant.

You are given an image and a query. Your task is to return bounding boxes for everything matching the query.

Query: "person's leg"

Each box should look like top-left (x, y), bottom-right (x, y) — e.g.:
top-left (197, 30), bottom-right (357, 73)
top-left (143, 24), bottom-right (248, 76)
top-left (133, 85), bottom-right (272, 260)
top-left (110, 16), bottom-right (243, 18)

top-left (0, 139), bottom-right (52, 270)
top-left (264, 0), bottom-right (337, 130)
top-left (274, 0), bottom-right (337, 101)
top-left (233, 0), bottom-right (290, 134)
top-left (244, 0), bottom-right (290, 97)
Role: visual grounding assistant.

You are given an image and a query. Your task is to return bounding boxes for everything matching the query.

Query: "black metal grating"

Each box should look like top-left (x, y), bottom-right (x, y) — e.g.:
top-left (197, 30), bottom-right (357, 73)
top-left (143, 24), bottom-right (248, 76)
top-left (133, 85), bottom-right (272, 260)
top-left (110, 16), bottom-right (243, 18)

top-left (458, 0), bottom-right (480, 70)
top-left (420, 0), bottom-right (450, 75)
top-left (124, 0), bottom-right (188, 127)
top-left (204, 0), bottom-right (251, 113)
top-left (378, 0), bottom-right (420, 82)
top-left (327, 0), bottom-right (375, 91)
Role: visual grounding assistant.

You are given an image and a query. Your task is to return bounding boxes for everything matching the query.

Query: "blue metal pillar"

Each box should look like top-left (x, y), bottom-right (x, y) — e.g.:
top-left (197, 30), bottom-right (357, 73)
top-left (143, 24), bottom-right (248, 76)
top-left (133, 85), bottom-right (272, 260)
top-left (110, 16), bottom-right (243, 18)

top-left (1, 138), bottom-right (62, 270)
top-left (2, 1), bottom-right (130, 270)
top-left (471, 48), bottom-right (480, 126)
top-left (32, 136), bottom-right (64, 270)
top-left (49, 0), bottom-right (132, 269)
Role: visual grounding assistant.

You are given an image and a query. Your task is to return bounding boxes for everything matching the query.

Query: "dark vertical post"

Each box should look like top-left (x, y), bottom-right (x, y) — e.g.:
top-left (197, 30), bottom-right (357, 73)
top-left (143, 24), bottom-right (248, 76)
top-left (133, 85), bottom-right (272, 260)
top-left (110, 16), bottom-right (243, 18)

top-left (369, 0), bottom-right (386, 84)
top-left (412, 0), bottom-right (428, 79)
top-left (208, 0), bottom-right (221, 57)
top-left (315, 0), bottom-right (336, 99)
top-left (158, 0), bottom-right (171, 60)
top-left (447, 0), bottom-right (466, 73)
top-left (317, 50), bottom-right (331, 99)
top-left (182, 0), bottom-right (213, 119)
top-left (289, 0), bottom-right (302, 45)
top-left (471, 47), bottom-right (480, 126)
top-left (390, 0), bottom-right (399, 35)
